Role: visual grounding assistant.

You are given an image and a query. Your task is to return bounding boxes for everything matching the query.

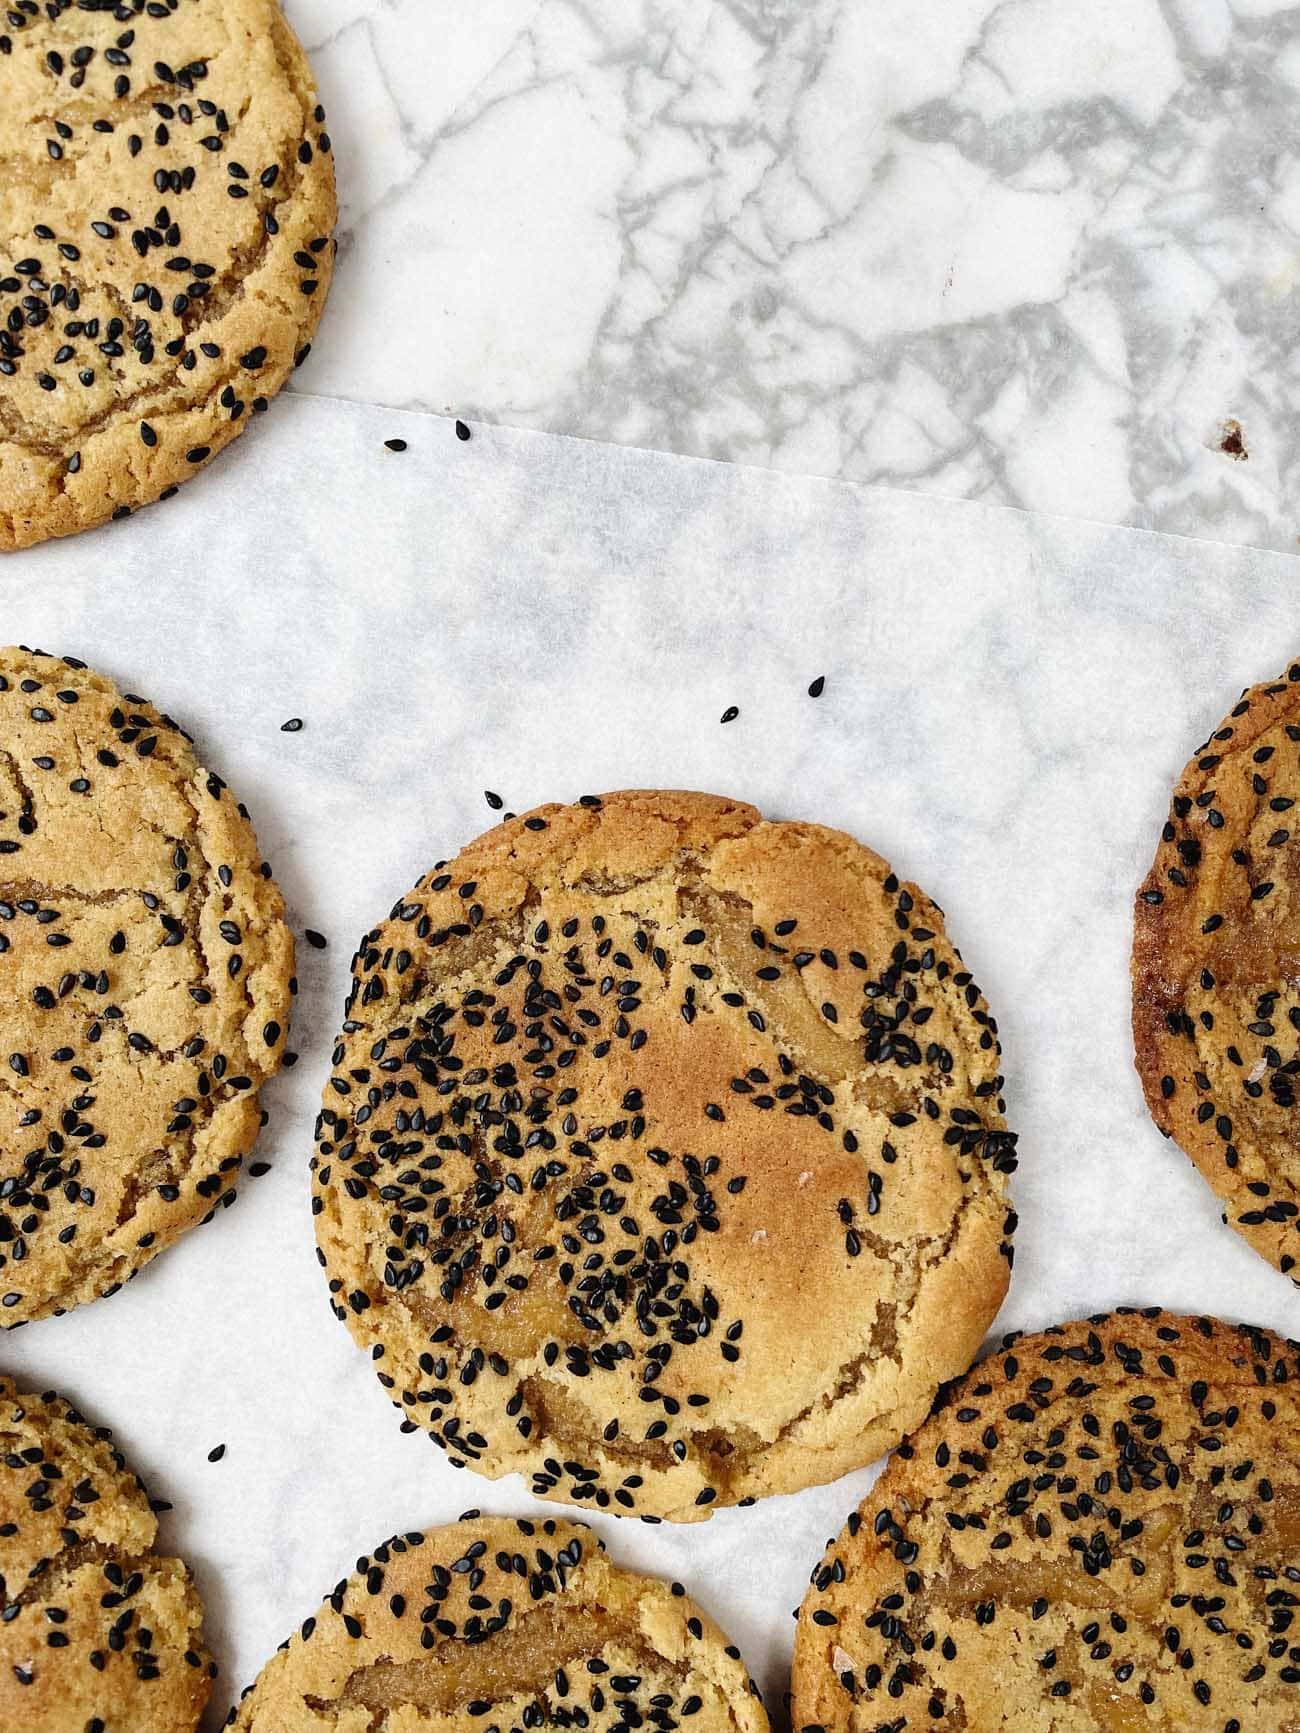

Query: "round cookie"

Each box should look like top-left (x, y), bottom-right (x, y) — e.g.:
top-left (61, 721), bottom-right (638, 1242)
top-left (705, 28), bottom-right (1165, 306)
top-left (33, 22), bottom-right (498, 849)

top-left (0, 645), bottom-right (294, 1323)
top-left (794, 1308), bottom-right (1300, 1733)
top-left (313, 790), bottom-right (1017, 1521)
top-left (0, 0), bottom-right (336, 549)
top-left (226, 1512), bottom-right (767, 1732)
top-left (0, 1376), bottom-right (213, 1731)
top-left (1134, 657), bottom-right (1300, 1279)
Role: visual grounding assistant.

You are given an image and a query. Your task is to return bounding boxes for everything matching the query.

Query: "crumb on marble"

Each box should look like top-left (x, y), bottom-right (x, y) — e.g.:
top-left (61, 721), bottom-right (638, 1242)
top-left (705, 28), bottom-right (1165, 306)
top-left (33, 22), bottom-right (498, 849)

top-left (1219, 418), bottom-right (1248, 460)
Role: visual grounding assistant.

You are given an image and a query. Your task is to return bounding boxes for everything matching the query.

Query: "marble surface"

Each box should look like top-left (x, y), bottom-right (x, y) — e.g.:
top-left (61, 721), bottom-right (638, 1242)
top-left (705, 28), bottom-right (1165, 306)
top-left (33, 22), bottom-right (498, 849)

top-left (288, 0), bottom-right (1300, 552)
top-left (3, 395), bottom-right (1300, 1726)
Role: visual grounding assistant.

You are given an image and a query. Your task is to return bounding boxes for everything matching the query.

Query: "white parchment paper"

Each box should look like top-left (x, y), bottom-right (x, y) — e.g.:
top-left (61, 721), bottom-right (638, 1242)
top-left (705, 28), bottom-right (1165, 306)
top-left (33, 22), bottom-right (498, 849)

top-left (3, 394), bottom-right (1300, 1725)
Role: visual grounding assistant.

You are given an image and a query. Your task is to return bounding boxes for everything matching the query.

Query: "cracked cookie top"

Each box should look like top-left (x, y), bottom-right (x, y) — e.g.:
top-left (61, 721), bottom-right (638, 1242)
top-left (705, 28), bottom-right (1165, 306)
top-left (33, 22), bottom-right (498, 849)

top-left (0, 0), bottom-right (336, 549)
top-left (0, 1376), bottom-right (213, 1731)
top-left (793, 1309), bottom-right (1300, 1733)
top-left (1134, 656), bottom-right (1300, 1282)
top-left (312, 790), bottom-right (1016, 1522)
top-left (226, 1512), bottom-right (767, 1733)
top-left (0, 644), bottom-right (293, 1323)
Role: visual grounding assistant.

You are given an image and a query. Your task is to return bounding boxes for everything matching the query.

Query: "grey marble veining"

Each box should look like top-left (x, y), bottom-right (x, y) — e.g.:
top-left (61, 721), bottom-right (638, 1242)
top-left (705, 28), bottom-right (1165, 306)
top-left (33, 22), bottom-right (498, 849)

top-left (290, 0), bottom-right (1300, 551)
top-left (2, 397), bottom-right (1300, 1725)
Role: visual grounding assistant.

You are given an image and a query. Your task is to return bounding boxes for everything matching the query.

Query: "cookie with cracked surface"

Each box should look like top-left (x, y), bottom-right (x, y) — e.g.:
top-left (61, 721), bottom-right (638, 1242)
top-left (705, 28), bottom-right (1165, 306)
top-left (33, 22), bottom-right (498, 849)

top-left (0, 0), bottom-right (336, 549)
top-left (0, 644), bottom-right (294, 1323)
top-left (313, 789), bottom-right (1016, 1522)
top-left (793, 1308), bottom-right (1300, 1733)
top-left (1134, 656), bottom-right (1300, 1281)
top-left (0, 1376), bottom-right (213, 1730)
top-left (226, 1512), bottom-right (767, 1732)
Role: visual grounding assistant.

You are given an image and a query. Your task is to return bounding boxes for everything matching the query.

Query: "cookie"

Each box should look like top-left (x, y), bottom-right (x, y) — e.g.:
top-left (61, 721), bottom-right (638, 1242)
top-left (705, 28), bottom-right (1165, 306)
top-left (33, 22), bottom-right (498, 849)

top-left (793, 1308), bottom-right (1300, 1733)
top-left (0, 645), bottom-right (294, 1323)
top-left (0, 0), bottom-right (336, 549)
top-left (313, 790), bottom-right (1016, 1522)
top-left (0, 1376), bottom-right (213, 1731)
top-left (1133, 657), bottom-right (1300, 1279)
top-left (226, 1512), bottom-right (767, 1732)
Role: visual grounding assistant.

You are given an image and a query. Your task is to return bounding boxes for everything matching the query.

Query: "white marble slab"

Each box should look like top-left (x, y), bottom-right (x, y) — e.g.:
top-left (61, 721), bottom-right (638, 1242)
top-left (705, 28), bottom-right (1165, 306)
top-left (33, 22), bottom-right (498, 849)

top-left (2, 395), bottom-right (1300, 1725)
top-left (286, 0), bottom-right (1300, 553)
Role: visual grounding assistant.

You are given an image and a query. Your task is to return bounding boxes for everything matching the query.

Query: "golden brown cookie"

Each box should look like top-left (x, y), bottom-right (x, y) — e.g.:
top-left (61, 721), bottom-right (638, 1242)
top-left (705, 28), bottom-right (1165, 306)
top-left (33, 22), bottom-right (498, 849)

top-left (313, 790), bottom-right (1016, 1521)
top-left (793, 1309), bottom-right (1300, 1733)
top-left (1134, 657), bottom-right (1300, 1279)
top-left (226, 1512), bottom-right (767, 1732)
top-left (0, 1377), bottom-right (213, 1731)
top-left (0, 645), bottom-right (294, 1323)
top-left (0, 0), bottom-right (336, 548)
